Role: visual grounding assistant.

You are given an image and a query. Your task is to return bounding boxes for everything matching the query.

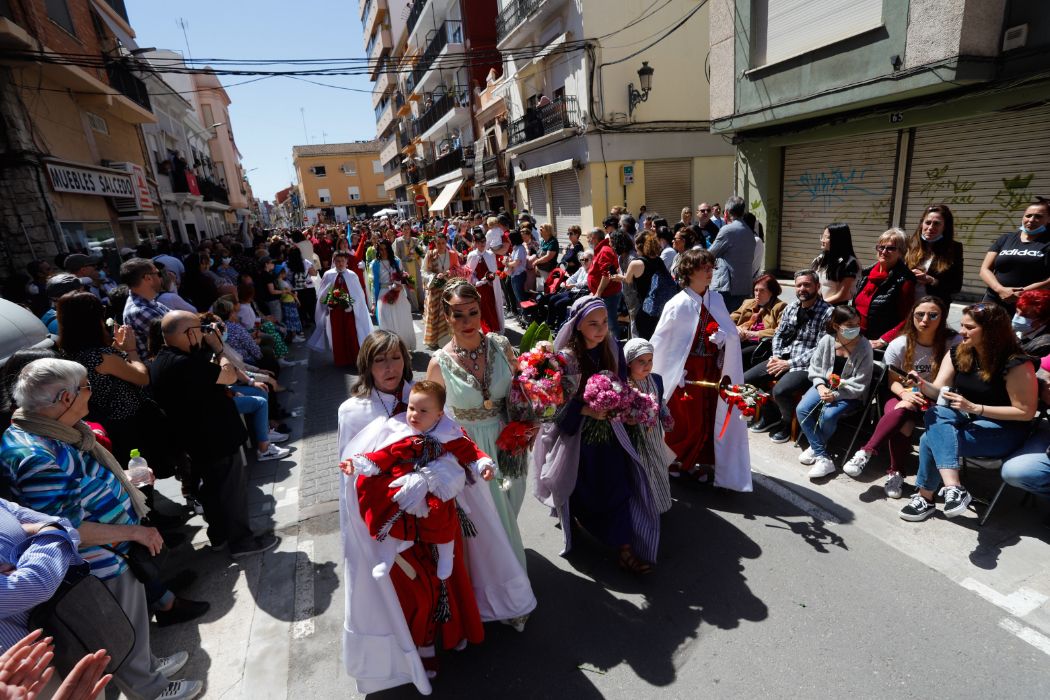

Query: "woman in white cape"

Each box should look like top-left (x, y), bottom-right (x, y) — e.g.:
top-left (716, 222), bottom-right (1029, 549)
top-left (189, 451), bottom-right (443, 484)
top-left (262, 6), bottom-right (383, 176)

top-left (307, 251), bottom-right (372, 366)
top-left (338, 330), bottom-right (536, 695)
top-left (650, 248), bottom-right (753, 492)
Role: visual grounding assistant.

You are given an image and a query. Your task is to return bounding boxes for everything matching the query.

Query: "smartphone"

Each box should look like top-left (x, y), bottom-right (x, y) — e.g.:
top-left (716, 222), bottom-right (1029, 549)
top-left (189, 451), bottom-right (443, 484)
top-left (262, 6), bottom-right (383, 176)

top-left (886, 364), bottom-right (908, 378)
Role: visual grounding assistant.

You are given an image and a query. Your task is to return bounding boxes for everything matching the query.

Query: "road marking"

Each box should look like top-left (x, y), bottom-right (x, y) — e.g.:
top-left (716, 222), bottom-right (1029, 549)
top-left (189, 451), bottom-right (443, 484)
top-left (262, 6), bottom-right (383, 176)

top-left (291, 537), bottom-right (315, 640)
top-left (999, 618), bottom-right (1050, 657)
top-left (752, 472), bottom-right (842, 525)
top-left (961, 578), bottom-right (1049, 617)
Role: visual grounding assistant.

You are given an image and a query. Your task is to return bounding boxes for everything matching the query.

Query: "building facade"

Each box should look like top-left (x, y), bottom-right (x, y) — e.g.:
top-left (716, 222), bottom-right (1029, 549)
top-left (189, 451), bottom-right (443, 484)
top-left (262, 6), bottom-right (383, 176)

top-left (292, 141), bottom-right (390, 223)
top-left (193, 69), bottom-right (252, 238)
top-left (494, 0), bottom-right (735, 242)
top-left (710, 0), bottom-right (1050, 298)
top-left (0, 0), bottom-right (159, 275)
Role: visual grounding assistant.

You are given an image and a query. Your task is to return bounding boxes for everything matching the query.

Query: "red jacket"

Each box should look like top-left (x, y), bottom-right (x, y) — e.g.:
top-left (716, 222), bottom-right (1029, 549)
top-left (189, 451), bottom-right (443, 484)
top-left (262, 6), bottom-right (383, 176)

top-left (587, 237), bottom-right (621, 297)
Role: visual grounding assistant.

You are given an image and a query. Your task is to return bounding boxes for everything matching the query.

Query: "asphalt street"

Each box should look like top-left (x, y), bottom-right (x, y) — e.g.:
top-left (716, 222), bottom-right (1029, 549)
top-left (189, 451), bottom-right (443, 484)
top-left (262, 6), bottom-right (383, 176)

top-left (148, 311), bottom-right (1050, 699)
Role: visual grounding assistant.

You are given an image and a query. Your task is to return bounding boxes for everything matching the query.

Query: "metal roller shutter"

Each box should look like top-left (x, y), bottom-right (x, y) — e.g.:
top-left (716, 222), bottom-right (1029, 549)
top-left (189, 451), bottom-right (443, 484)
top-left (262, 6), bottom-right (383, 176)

top-left (550, 169), bottom-right (581, 246)
top-left (904, 105), bottom-right (1050, 299)
top-left (780, 132), bottom-right (897, 275)
top-left (525, 176), bottom-right (550, 227)
top-left (644, 159), bottom-right (692, 223)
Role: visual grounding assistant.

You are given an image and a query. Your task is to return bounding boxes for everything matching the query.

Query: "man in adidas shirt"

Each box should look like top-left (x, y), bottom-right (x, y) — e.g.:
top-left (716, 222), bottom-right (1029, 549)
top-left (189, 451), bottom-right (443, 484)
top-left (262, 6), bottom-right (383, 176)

top-left (981, 199), bottom-right (1050, 313)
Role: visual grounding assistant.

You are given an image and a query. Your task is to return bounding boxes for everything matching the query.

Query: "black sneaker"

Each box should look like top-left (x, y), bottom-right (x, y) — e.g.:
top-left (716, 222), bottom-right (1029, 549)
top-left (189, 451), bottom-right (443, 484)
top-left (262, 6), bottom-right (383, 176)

top-left (749, 416), bottom-right (781, 434)
top-left (769, 429), bottom-right (791, 444)
top-left (230, 533), bottom-right (279, 559)
top-left (940, 486), bottom-right (972, 518)
top-left (900, 494), bottom-right (937, 522)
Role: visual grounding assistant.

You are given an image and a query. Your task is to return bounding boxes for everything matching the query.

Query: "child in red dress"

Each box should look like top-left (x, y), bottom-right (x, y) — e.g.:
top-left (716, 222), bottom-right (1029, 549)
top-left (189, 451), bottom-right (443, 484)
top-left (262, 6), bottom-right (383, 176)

top-left (348, 381), bottom-right (495, 580)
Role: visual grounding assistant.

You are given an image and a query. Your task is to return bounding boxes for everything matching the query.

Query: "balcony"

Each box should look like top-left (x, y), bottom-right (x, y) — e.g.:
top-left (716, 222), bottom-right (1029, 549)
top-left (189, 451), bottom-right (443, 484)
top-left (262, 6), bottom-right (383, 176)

top-left (376, 98), bottom-right (394, 134)
top-left (105, 59), bottom-right (151, 112)
top-left (410, 21), bottom-right (462, 91)
top-left (414, 85), bottom-right (469, 140)
top-left (362, 0), bottom-right (386, 39)
top-left (405, 0), bottom-right (425, 37)
top-left (481, 154), bottom-right (509, 185)
top-left (198, 177), bottom-right (229, 205)
top-left (384, 168), bottom-right (405, 191)
top-left (101, 0), bottom-right (130, 23)
top-left (404, 163), bottom-right (425, 185)
top-left (368, 26), bottom-right (392, 79)
top-left (509, 96), bottom-right (581, 147)
top-left (372, 67), bottom-right (394, 107)
top-left (497, 0), bottom-right (544, 44)
top-left (379, 135), bottom-right (401, 165)
top-left (424, 146), bottom-right (472, 181)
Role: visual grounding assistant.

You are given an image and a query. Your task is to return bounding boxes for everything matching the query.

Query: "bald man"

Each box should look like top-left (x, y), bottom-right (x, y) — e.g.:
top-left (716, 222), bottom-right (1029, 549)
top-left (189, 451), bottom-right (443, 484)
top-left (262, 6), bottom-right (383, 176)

top-left (150, 311), bottom-right (278, 558)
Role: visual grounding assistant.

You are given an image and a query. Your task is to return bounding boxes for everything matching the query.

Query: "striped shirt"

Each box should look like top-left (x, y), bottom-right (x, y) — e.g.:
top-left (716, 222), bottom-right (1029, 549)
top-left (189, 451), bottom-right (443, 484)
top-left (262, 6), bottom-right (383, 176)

top-left (0, 498), bottom-right (82, 652)
top-left (0, 426), bottom-right (137, 580)
top-left (122, 292), bottom-right (170, 358)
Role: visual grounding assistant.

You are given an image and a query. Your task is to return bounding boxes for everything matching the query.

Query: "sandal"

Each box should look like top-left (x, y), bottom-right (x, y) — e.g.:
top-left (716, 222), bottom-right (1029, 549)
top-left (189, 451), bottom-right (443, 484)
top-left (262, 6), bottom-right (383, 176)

top-left (618, 547), bottom-right (652, 575)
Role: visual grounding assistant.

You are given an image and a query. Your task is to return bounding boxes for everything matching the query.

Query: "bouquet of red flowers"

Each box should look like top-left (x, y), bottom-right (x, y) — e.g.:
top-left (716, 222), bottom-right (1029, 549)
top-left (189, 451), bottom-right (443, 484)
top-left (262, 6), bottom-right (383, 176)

top-left (703, 320), bottom-right (721, 354)
top-left (485, 271), bottom-right (507, 282)
top-left (324, 287), bottom-right (353, 311)
top-left (495, 420), bottom-right (536, 487)
top-left (512, 347), bottom-right (570, 421)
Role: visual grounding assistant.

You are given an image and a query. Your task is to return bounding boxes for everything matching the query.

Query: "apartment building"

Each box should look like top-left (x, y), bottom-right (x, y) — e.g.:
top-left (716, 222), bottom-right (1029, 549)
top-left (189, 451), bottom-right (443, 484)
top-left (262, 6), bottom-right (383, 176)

top-left (0, 0), bottom-right (159, 273)
top-left (292, 141), bottom-right (390, 223)
top-left (368, 0), bottom-right (500, 219)
top-left (710, 0), bottom-right (1050, 297)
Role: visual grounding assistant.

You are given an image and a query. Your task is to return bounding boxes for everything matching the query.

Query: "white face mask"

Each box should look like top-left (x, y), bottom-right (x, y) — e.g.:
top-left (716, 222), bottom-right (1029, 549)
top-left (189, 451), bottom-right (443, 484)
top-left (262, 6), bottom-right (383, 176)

top-left (222, 257), bottom-right (232, 265)
top-left (840, 325), bottom-right (862, 340)
top-left (921, 231), bottom-right (942, 243)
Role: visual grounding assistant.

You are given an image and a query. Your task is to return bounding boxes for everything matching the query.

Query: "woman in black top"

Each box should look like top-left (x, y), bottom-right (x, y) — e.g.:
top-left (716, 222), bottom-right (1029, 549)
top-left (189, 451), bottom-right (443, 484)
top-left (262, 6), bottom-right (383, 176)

top-left (980, 199), bottom-right (1050, 312)
top-left (56, 292), bottom-right (173, 472)
top-left (623, 231), bottom-right (675, 339)
top-left (905, 204), bottom-right (964, 304)
top-left (811, 222), bottom-right (858, 305)
top-left (901, 303), bottom-right (1038, 523)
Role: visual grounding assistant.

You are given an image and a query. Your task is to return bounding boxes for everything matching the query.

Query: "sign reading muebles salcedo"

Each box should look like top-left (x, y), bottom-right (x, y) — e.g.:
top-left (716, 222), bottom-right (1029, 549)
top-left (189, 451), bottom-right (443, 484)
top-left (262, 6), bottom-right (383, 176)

top-left (44, 160), bottom-right (136, 198)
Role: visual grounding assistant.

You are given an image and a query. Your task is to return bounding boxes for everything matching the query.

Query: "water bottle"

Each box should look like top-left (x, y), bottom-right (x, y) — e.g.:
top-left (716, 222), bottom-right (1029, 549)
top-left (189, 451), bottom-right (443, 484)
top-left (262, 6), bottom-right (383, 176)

top-left (127, 449), bottom-right (153, 487)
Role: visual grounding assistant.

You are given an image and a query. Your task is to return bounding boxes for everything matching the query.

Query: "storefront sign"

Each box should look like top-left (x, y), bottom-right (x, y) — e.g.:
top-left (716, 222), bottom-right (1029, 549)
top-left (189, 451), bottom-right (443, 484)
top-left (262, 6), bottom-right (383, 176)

top-left (45, 160), bottom-right (135, 198)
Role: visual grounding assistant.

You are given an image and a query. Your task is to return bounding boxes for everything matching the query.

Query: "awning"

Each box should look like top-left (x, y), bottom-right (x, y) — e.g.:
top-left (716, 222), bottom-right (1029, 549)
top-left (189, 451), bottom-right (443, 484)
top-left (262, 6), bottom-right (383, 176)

top-left (91, 1), bottom-right (139, 50)
top-left (428, 179), bottom-right (464, 212)
top-left (515, 158), bottom-right (575, 182)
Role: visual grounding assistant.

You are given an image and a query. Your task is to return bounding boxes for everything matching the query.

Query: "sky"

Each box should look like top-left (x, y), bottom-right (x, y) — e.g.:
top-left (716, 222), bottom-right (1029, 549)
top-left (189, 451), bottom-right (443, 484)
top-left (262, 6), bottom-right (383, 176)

top-left (128, 0), bottom-right (377, 203)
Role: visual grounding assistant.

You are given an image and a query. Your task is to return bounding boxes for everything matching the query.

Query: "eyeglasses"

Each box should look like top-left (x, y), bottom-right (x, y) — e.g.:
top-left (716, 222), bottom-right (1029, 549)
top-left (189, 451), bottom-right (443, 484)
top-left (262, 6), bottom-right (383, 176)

top-left (913, 311), bottom-right (940, 320)
top-left (875, 245), bottom-right (898, 253)
top-left (53, 381), bottom-right (90, 404)
top-left (699, 208), bottom-right (710, 213)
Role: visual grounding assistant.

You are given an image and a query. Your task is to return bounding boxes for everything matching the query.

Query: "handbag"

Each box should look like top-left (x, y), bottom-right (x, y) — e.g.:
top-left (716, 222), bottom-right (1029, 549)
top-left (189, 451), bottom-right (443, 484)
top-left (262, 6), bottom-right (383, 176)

top-left (102, 538), bottom-right (167, 584)
top-left (28, 563), bottom-right (135, 676)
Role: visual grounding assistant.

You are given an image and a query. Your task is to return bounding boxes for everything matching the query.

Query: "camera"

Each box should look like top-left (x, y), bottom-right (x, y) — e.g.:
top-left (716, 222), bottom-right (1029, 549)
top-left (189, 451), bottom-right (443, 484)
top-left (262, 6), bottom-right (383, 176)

top-left (200, 322), bottom-right (216, 335)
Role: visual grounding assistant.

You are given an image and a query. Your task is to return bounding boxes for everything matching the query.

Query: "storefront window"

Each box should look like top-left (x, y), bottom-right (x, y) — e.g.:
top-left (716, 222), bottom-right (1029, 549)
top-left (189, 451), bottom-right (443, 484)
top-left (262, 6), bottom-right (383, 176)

top-left (61, 222), bottom-right (115, 255)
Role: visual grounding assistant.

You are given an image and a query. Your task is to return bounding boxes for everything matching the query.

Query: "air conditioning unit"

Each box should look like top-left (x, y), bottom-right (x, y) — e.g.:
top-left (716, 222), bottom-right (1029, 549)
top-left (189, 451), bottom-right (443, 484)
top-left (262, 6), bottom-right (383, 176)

top-left (1003, 24), bottom-right (1028, 52)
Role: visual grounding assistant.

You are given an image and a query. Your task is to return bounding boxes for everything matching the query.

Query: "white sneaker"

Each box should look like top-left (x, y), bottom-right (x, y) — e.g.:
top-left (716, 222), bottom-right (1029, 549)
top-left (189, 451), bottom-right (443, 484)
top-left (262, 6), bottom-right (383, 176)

top-left (158, 680), bottom-right (203, 699)
top-left (292, 334), bottom-right (307, 344)
top-left (843, 450), bottom-right (871, 478)
top-left (267, 429), bottom-right (289, 443)
top-left (807, 456), bottom-right (836, 479)
top-left (798, 446), bottom-right (817, 465)
top-left (884, 471), bottom-right (904, 499)
top-left (257, 444), bottom-right (290, 462)
top-left (155, 651), bottom-right (189, 678)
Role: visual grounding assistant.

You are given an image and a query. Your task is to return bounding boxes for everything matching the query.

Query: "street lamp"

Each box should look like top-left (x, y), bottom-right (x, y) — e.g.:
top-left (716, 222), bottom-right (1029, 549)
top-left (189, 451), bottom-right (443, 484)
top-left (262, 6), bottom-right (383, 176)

top-left (628, 61), bottom-right (655, 117)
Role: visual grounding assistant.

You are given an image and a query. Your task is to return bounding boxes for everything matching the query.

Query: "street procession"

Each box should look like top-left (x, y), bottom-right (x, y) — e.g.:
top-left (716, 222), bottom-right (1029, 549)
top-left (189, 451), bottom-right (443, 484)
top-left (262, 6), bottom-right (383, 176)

top-left (2, 0), bottom-right (1050, 698)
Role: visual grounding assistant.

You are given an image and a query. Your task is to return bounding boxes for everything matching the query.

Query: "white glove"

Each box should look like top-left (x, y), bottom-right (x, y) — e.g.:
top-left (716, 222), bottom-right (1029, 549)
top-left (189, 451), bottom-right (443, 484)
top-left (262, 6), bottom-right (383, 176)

top-left (350, 454), bottom-right (381, 476)
top-left (419, 456), bottom-right (466, 501)
top-left (390, 473), bottom-right (429, 516)
top-left (357, 261), bottom-right (365, 270)
top-left (708, 329), bottom-right (727, 348)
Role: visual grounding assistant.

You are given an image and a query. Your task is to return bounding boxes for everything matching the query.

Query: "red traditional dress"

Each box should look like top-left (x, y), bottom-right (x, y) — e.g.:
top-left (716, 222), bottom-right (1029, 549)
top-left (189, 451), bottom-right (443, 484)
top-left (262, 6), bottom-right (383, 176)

top-left (354, 433), bottom-right (491, 546)
top-left (473, 256), bottom-right (501, 334)
top-left (349, 233), bottom-right (368, 292)
top-left (329, 276), bottom-right (361, 367)
top-left (664, 303), bottom-right (721, 475)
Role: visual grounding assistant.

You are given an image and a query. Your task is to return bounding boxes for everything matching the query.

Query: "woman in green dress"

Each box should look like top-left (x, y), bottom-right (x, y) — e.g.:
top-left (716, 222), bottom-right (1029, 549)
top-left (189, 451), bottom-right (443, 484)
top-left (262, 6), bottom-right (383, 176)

top-left (426, 280), bottom-right (529, 569)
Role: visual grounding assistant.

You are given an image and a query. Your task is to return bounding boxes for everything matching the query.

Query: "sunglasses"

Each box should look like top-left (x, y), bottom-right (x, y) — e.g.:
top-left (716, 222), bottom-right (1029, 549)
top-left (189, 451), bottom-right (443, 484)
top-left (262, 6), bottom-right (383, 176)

top-left (913, 311), bottom-right (940, 320)
top-left (875, 245), bottom-right (898, 253)
top-left (699, 209), bottom-right (710, 213)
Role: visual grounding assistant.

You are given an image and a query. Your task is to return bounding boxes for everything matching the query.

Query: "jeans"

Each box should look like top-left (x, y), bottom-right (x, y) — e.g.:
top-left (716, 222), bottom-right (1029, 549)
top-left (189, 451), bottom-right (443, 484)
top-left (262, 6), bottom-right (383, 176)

top-left (796, 387), bottom-right (860, 458)
top-left (602, 291), bottom-right (623, 339)
top-left (742, 364), bottom-right (810, 424)
top-left (510, 272), bottom-right (528, 305)
top-left (233, 391), bottom-right (269, 446)
top-left (915, 405), bottom-right (1031, 493)
top-left (1001, 423), bottom-right (1050, 498)
top-left (266, 299), bottom-right (283, 322)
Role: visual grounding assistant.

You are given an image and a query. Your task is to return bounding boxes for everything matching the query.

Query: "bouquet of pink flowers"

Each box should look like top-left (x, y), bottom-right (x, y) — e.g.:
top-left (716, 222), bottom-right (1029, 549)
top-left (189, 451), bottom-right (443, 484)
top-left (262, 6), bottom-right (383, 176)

top-left (513, 347), bottom-right (569, 421)
top-left (621, 389), bottom-right (659, 427)
top-left (581, 371), bottom-right (628, 444)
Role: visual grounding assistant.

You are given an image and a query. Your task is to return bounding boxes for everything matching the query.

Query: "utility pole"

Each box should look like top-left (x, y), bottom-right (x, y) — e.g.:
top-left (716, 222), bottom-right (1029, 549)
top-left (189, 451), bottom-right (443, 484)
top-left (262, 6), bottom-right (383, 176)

top-left (300, 108), bottom-right (308, 143)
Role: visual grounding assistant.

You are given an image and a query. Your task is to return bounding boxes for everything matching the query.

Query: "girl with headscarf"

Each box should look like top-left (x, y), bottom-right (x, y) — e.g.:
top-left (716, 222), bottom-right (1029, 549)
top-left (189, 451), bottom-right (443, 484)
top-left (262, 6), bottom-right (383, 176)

top-left (533, 295), bottom-right (660, 574)
top-left (623, 338), bottom-right (674, 515)
top-left (651, 248), bottom-right (753, 492)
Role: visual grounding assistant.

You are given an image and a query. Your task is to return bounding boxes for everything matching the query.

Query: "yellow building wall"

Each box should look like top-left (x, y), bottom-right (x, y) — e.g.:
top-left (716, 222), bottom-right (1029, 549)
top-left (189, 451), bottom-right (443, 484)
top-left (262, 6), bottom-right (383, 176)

top-left (296, 153), bottom-right (392, 209)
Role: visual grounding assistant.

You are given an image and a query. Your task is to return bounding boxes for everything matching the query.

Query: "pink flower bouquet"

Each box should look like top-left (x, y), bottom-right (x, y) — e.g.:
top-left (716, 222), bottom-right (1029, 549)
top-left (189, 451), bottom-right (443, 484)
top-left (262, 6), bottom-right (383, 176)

top-left (514, 347), bottom-right (569, 421)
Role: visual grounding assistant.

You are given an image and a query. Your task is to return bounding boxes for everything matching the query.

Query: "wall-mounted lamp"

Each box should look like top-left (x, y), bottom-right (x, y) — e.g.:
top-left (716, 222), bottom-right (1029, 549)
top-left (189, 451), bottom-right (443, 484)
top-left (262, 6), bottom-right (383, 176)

top-left (628, 61), bottom-right (655, 117)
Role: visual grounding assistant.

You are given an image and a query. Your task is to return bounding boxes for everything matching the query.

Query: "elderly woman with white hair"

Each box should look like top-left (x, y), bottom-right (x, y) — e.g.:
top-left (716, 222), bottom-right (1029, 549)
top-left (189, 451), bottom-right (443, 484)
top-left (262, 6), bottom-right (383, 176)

top-left (852, 227), bottom-right (917, 350)
top-left (0, 358), bottom-right (203, 700)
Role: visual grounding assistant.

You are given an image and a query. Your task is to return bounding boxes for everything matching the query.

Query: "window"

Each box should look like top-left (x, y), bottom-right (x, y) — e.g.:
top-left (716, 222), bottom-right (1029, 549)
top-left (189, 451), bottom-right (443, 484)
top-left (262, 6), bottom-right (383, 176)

top-left (341, 162), bottom-right (357, 176)
top-left (752, 0), bottom-right (883, 67)
top-left (348, 186), bottom-right (361, 201)
top-left (310, 165), bottom-right (327, 177)
top-left (372, 160), bottom-right (383, 174)
top-left (201, 104), bottom-right (215, 128)
top-left (377, 185), bottom-right (388, 199)
top-left (45, 0), bottom-right (76, 35)
top-left (318, 188), bottom-right (331, 203)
